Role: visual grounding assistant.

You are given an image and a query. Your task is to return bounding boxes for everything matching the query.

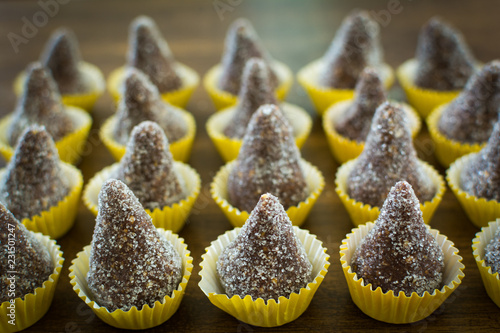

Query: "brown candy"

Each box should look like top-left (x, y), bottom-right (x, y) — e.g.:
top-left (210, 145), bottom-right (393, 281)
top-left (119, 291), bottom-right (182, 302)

top-left (7, 63), bottom-right (74, 146)
top-left (0, 202), bottom-right (53, 302)
top-left (318, 10), bottom-right (383, 89)
top-left (227, 104), bottom-right (308, 213)
top-left (334, 67), bottom-right (387, 142)
top-left (351, 181), bottom-right (444, 296)
top-left (223, 58), bottom-right (278, 139)
top-left (217, 193), bottom-right (312, 301)
top-left (438, 60), bottom-right (500, 143)
top-left (127, 16), bottom-right (182, 93)
top-left (414, 17), bottom-right (476, 91)
top-left (484, 227), bottom-right (500, 275)
top-left (40, 28), bottom-right (90, 94)
top-left (460, 119), bottom-right (500, 201)
top-left (347, 102), bottom-right (435, 208)
top-left (110, 121), bottom-right (186, 211)
top-left (113, 67), bottom-right (188, 146)
top-left (217, 18), bottom-right (278, 95)
top-left (0, 126), bottom-right (70, 221)
top-left (87, 179), bottom-right (182, 312)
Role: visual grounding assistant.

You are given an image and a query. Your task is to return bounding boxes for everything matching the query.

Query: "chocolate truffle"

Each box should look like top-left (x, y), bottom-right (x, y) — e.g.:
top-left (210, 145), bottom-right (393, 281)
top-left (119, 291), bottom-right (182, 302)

top-left (347, 102), bottom-right (435, 207)
top-left (334, 67), bottom-right (387, 142)
top-left (87, 179), bottom-right (182, 312)
top-left (227, 104), bottom-right (308, 213)
top-left (351, 181), bottom-right (444, 296)
top-left (438, 60), bottom-right (500, 143)
top-left (460, 119), bottom-right (500, 201)
top-left (217, 193), bottom-right (312, 301)
top-left (318, 10), bottom-right (383, 89)
top-left (113, 68), bottom-right (188, 145)
top-left (127, 15), bottom-right (182, 93)
top-left (40, 28), bottom-right (90, 94)
top-left (223, 58), bottom-right (278, 139)
top-left (218, 18), bottom-right (278, 95)
top-left (0, 126), bottom-right (70, 221)
top-left (110, 121), bottom-right (186, 211)
top-left (414, 17), bottom-right (476, 91)
top-left (7, 63), bottom-right (74, 146)
top-left (0, 202), bottom-right (53, 302)
top-left (484, 227), bottom-right (500, 275)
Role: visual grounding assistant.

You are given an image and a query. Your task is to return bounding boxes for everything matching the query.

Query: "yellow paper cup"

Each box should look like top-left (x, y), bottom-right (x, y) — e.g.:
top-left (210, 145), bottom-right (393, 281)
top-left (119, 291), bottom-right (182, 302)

top-left (447, 154), bottom-right (500, 228)
top-left (0, 233), bottom-right (64, 333)
top-left (69, 229), bottom-right (193, 330)
top-left (397, 59), bottom-right (462, 118)
top-left (297, 59), bottom-right (394, 115)
top-left (472, 219), bottom-right (500, 307)
top-left (107, 63), bottom-right (200, 108)
top-left (211, 159), bottom-right (324, 228)
top-left (100, 109), bottom-right (196, 163)
top-left (206, 102), bottom-right (312, 162)
top-left (14, 62), bottom-right (105, 111)
top-left (323, 99), bottom-right (421, 163)
top-left (203, 61), bottom-right (293, 111)
top-left (199, 226), bottom-right (330, 327)
top-left (0, 162), bottom-right (83, 239)
top-left (427, 104), bottom-right (485, 167)
top-left (335, 159), bottom-right (445, 226)
top-left (0, 107), bottom-right (92, 165)
top-left (83, 162), bottom-right (201, 233)
top-left (340, 222), bottom-right (465, 324)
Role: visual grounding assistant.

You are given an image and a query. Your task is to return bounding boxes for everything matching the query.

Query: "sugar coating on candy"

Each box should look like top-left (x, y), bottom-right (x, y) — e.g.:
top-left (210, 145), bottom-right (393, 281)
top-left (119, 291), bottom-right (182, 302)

top-left (217, 18), bottom-right (278, 95)
top-left (351, 181), bottom-right (444, 296)
top-left (318, 10), bottom-right (383, 89)
top-left (227, 104), bottom-right (308, 213)
top-left (40, 28), bottom-right (91, 94)
top-left (0, 202), bottom-right (53, 302)
top-left (0, 126), bottom-right (70, 221)
top-left (334, 67), bottom-right (387, 142)
top-left (217, 193), bottom-right (312, 301)
top-left (87, 179), bottom-right (182, 312)
top-left (414, 17), bottom-right (476, 91)
top-left (224, 58), bottom-right (278, 139)
top-left (110, 121), bottom-right (186, 211)
top-left (7, 63), bottom-right (74, 146)
top-left (460, 119), bottom-right (500, 201)
top-left (347, 102), bottom-right (435, 208)
top-left (113, 68), bottom-right (188, 145)
top-left (438, 61), bottom-right (500, 143)
top-left (127, 16), bottom-right (182, 93)
top-left (484, 227), bottom-right (500, 274)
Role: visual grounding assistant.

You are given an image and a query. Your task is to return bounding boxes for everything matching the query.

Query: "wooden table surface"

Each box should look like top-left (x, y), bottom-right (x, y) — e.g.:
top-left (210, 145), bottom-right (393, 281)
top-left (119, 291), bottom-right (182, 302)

top-left (1, 0), bottom-right (499, 332)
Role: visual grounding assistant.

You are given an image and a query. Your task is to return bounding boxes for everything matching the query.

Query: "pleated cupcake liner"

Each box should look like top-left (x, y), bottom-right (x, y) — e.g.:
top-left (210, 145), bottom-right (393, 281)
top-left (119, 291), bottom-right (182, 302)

top-left (397, 59), bottom-right (462, 118)
top-left (206, 102), bottom-right (312, 162)
top-left (0, 106), bottom-right (92, 165)
top-left (203, 61), bottom-right (293, 111)
top-left (472, 219), bottom-right (500, 307)
top-left (323, 99), bottom-right (421, 163)
top-left (0, 233), bottom-right (64, 333)
top-left (14, 62), bottom-right (105, 111)
top-left (198, 226), bottom-right (330, 327)
top-left (297, 59), bottom-right (394, 115)
top-left (340, 222), bottom-right (465, 324)
top-left (210, 159), bottom-right (324, 228)
top-left (335, 159), bottom-right (445, 226)
top-left (427, 104), bottom-right (485, 167)
top-left (99, 109), bottom-right (196, 163)
top-left (83, 162), bottom-right (201, 233)
top-left (447, 154), bottom-right (500, 228)
top-left (69, 229), bottom-right (193, 330)
top-left (107, 63), bottom-right (200, 108)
